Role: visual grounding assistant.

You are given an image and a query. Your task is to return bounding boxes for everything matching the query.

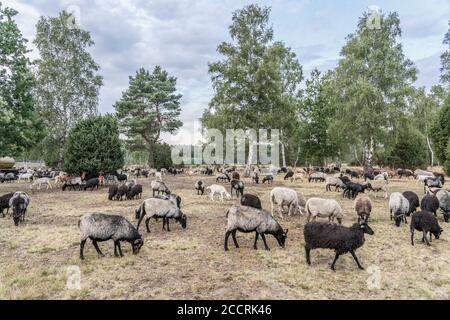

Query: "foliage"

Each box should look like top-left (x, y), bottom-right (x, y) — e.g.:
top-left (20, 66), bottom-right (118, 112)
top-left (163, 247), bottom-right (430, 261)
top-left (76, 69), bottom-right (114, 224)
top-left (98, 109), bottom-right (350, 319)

top-left (430, 93), bottom-right (450, 165)
top-left (388, 125), bottom-right (427, 168)
top-left (63, 115), bottom-right (124, 175)
top-left (114, 66), bottom-right (182, 167)
top-left (34, 11), bottom-right (103, 166)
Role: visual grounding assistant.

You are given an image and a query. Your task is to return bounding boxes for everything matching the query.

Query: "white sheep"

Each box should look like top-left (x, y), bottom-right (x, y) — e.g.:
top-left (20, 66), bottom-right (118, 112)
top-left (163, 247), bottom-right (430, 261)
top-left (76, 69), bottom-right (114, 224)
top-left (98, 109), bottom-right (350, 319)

top-left (206, 185), bottom-right (231, 202)
top-left (305, 198), bottom-right (344, 224)
top-left (370, 180), bottom-right (388, 199)
top-left (389, 192), bottom-right (410, 227)
top-left (30, 177), bottom-right (53, 190)
top-left (270, 187), bottom-right (306, 218)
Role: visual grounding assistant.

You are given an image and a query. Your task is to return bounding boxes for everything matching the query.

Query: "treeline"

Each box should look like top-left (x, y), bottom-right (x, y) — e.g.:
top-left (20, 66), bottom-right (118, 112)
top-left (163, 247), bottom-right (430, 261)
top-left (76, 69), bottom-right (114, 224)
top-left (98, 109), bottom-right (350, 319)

top-left (201, 5), bottom-right (450, 171)
top-left (0, 4), bottom-right (183, 173)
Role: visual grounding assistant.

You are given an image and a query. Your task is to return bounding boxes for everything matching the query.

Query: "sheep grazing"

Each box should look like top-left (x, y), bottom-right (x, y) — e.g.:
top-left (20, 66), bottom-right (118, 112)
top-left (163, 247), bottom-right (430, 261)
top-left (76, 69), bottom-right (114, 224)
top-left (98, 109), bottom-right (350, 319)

top-left (421, 194), bottom-right (440, 217)
top-left (79, 213), bottom-right (143, 260)
top-left (402, 191), bottom-right (420, 216)
top-left (136, 198), bottom-right (187, 233)
top-left (435, 190), bottom-right (450, 222)
top-left (108, 185), bottom-right (118, 200)
top-left (0, 192), bottom-right (13, 217)
top-left (343, 183), bottom-right (372, 199)
top-left (230, 180), bottom-right (245, 198)
top-left (232, 172), bottom-right (240, 180)
top-left (251, 171), bottom-right (259, 184)
top-left (306, 198), bottom-right (344, 224)
top-left (224, 204), bottom-right (288, 251)
top-left (157, 193), bottom-right (182, 209)
top-left (62, 177), bottom-right (83, 191)
top-left (240, 194), bottom-right (262, 210)
top-left (216, 173), bottom-right (230, 183)
top-left (206, 185), bottom-right (231, 202)
top-left (415, 169), bottom-right (434, 177)
top-left (308, 172), bottom-right (326, 183)
top-left (433, 172), bottom-right (445, 185)
top-left (270, 187), bottom-right (306, 218)
top-left (389, 192), bottom-right (410, 227)
top-left (374, 172), bottom-right (388, 181)
top-left (284, 170), bottom-right (294, 181)
top-left (9, 192), bottom-right (30, 226)
top-left (194, 180), bottom-right (205, 195)
top-left (410, 211), bottom-right (443, 246)
top-left (369, 180), bottom-right (388, 199)
top-left (262, 175), bottom-right (274, 184)
top-left (424, 177), bottom-right (442, 194)
top-left (30, 177), bottom-right (53, 190)
top-left (150, 180), bottom-right (170, 197)
top-left (115, 184), bottom-right (129, 201)
top-left (83, 178), bottom-right (99, 191)
top-left (127, 184), bottom-right (143, 200)
top-left (304, 220), bottom-right (374, 271)
top-left (364, 173), bottom-right (374, 182)
top-left (354, 196), bottom-right (372, 222)
top-left (397, 169), bottom-right (415, 179)
top-left (325, 177), bottom-right (346, 192)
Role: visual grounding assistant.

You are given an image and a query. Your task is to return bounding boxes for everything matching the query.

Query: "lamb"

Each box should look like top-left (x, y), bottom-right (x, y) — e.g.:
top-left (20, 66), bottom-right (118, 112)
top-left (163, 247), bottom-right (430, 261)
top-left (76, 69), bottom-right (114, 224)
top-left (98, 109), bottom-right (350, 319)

top-left (240, 194), bottom-right (262, 209)
top-left (304, 220), bottom-right (374, 271)
top-left (0, 192), bottom-right (13, 217)
top-left (108, 185), bottom-right (118, 200)
top-left (224, 204), bottom-right (288, 251)
top-left (421, 194), bottom-right (440, 217)
top-left (79, 213), bottom-right (143, 260)
top-left (135, 198), bottom-right (187, 232)
top-left (343, 183), bottom-right (372, 199)
top-left (369, 180), bottom-right (388, 199)
top-left (402, 191), bottom-right (420, 216)
top-left (150, 180), bottom-right (170, 197)
top-left (194, 180), bottom-right (206, 195)
top-left (410, 211), bottom-right (443, 246)
top-left (30, 177), bottom-right (53, 190)
top-left (115, 184), bottom-right (129, 201)
top-left (435, 190), bottom-right (450, 222)
top-left (9, 192), bottom-right (30, 226)
top-left (127, 184), bottom-right (143, 200)
top-left (270, 187), bottom-right (306, 218)
top-left (83, 178), bottom-right (99, 191)
top-left (305, 198), bottom-right (344, 224)
top-left (354, 196), bottom-right (372, 222)
top-left (325, 177), bottom-right (346, 192)
top-left (389, 192), bottom-right (410, 227)
top-left (216, 173), bottom-right (230, 183)
top-left (262, 175), bottom-right (274, 184)
top-left (230, 179), bottom-right (245, 198)
top-left (206, 185), bottom-right (231, 202)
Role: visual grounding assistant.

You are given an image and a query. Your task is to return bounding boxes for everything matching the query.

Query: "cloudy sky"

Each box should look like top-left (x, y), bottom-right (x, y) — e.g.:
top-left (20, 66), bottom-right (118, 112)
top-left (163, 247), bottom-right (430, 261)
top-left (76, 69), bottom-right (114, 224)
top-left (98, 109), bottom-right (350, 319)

top-left (4, 0), bottom-right (450, 145)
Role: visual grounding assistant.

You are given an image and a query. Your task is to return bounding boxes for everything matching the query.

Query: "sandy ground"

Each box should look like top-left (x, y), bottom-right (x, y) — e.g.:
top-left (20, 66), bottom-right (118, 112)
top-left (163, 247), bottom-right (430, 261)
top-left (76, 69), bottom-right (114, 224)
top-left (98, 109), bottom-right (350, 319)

top-left (0, 174), bottom-right (449, 300)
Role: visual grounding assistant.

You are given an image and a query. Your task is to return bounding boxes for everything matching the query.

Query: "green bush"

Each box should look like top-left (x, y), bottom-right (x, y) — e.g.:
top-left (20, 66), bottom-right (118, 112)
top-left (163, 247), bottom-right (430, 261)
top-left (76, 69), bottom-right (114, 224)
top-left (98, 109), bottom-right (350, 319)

top-left (388, 126), bottom-right (428, 168)
top-left (63, 115), bottom-right (124, 175)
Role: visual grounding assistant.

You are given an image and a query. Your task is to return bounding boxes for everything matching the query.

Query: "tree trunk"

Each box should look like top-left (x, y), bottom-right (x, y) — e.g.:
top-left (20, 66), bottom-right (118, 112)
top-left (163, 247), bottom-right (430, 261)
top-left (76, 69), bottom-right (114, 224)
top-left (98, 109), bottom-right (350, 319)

top-left (148, 144), bottom-right (155, 168)
top-left (363, 137), bottom-right (374, 168)
top-left (426, 135), bottom-right (434, 167)
top-left (281, 142), bottom-right (286, 168)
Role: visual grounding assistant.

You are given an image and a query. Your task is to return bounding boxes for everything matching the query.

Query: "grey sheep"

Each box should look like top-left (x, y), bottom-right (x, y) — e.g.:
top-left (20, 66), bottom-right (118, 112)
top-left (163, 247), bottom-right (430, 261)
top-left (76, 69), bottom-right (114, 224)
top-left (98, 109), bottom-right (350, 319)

top-left (435, 190), bottom-right (450, 222)
top-left (270, 187), bottom-right (306, 218)
top-left (224, 205), bottom-right (288, 251)
top-left (156, 193), bottom-right (182, 209)
top-left (410, 211), bottom-right (443, 246)
top-left (0, 192), bottom-right (14, 217)
top-left (136, 198), bottom-right (187, 233)
top-left (9, 192), bottom-right (30, 226)
top-left (325, 177), bottom-right (346, 192)
top-left (79, 213), bottom-right (143, 260)
top-left (304, 220), bottom-right (374, 271)
top-left (306, 198), bottom-right (344, 224)
top-left (389, 192), bottom-right (409, 227)
top-left (150, 180), bottom-right (171, 197)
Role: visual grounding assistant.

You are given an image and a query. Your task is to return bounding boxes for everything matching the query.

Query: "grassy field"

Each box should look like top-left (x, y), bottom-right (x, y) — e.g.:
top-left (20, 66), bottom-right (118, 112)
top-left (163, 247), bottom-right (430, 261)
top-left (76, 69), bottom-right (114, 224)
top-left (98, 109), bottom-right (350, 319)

top-left (1, 173), bottom-right (450, 300)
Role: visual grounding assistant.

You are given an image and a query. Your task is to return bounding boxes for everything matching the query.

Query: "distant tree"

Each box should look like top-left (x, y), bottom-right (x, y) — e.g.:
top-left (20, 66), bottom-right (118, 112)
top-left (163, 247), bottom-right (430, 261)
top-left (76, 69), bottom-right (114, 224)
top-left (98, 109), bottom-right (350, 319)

top-left (114, 66), bottom-right (182, 168)
top-left (154, 143), bottom-right (173, 170)
top-left (0, 4), bottom-right (42, 156)
top-left (63, 115), bottom-right (124, 175)
top-left (34, 11), bottom-right (103, 167)
top-left (333, 11), bottom-right (417, 167)
top-left (431, 94), bottom-right (450, 165)
top-left (201, 4), bottom-right (303, 166)
top-left (441, 20), bottom-right (450, 87)
top-left (388, 125), bottom-right (427, 168)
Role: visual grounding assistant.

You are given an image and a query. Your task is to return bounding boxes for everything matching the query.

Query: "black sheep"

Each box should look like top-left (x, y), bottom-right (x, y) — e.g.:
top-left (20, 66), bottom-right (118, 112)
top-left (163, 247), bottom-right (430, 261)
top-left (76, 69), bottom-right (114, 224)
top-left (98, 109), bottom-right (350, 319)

top-left (116, 184), bottom-right (129, 201)
top-left (421, 195), bottom-right (440, 216)
top-left (284, 171), bottom-right (294, 181)
top-left (304, 220), bottom-right (374, 271)
top-left (0, 192), bottom-right (14, 217)
top-left (127, 184), bottom-right (143, 200)
top-left (240, 194), bottom-right (262, 209)
top-left (84, 178), bottom-right (99, 191)
top-left (433, 172), bottom-right (445, 185)
top-left (343, 183), bottom-right (372, 199)
top-left (108, 185), bottom-right (118, 201)
top-left (194, 180), bottom-right (205, 195)
top-left (338, 175), bottom-right (351, 185)
top-left (410, 211), bottom-right (443, 246)
top-left (364, 173), bottom-right (374, 182)
top-left (403, 191), bottom-right (420, 216)
top-left (230, 179), bottom-right (245, 198)
top-left (262, 175), bottom-right (273, 184)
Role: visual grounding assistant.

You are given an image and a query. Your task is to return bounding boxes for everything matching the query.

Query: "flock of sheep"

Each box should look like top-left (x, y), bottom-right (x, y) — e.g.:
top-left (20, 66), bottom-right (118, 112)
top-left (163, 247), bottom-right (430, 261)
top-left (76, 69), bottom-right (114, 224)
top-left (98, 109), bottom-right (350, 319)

top-left (0, 165), bottom-right (448, 271)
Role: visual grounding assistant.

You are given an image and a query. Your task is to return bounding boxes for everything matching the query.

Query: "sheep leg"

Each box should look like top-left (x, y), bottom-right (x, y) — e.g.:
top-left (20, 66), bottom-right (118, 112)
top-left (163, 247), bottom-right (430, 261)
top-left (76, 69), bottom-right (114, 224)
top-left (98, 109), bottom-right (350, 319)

top-left (253, 232), bottom-right (259, 250)
top-left (166, 218), bottom-right (171, 232)
top-left (305, 246), bottom-right (311, 265)
top-left (117, 241), bottom-right (124, 257)
top-left (145, 218), bottom-right (151, 233)
top-left (411, 230), bottom-right (415, 246)
top-left (80, 239), bottom-right (87, 260)
top-left (231, 230), bottom-right (239, 248)
top-left (350, 250), bottom-right (364, 270)
top-left (330, 252), bottom-right (340, 271)
top-left (92, 240), bottom-right (105, 257)
top-left (224, 231), bottom-right (232, 251)
top-left (423, 231), bottom-right (431, 246)
top-left (114, 241), bottom-right (119, 257)
top-left (260, 233), bottom-right (270, 251)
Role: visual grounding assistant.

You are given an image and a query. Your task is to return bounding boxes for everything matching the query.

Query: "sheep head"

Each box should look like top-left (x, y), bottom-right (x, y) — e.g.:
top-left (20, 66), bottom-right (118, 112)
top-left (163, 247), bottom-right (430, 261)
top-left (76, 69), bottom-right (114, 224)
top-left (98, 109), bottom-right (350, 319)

top-left (132, 238), bottom-right (144, 254)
